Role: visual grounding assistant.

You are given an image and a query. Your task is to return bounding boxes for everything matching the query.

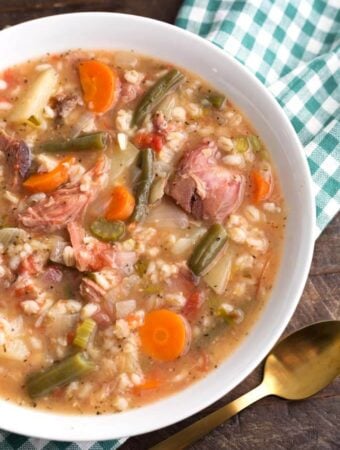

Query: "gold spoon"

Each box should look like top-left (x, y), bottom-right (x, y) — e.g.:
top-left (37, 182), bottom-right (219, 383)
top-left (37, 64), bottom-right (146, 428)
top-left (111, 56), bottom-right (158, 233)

top-left (151, 320), bottom-right (340, 450)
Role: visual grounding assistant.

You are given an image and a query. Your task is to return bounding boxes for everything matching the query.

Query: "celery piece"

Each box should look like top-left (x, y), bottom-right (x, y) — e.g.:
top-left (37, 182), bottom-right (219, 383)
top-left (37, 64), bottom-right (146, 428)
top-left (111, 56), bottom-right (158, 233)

top-left (73, 319), bottom-right (97, 349)
top-left (207, 93), bottom-right (226, 109)
top-left (248, 135), bottom-right (262, 152)
top-left (233, 137), bottom-right (249, 153)
top-left (144, 284), bottom-right (162, 295)
top-left (135, 258), bottom-right (149, 277)
top-left (90, 218), bottom-right (125, 242)
top-left (216, 306), bottom-right (235, 325)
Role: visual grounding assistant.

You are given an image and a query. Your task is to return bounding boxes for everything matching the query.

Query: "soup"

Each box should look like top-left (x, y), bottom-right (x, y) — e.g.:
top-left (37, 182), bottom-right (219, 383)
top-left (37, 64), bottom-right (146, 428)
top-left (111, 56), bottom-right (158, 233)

top-left (0, 50), bottom-right (285, 414)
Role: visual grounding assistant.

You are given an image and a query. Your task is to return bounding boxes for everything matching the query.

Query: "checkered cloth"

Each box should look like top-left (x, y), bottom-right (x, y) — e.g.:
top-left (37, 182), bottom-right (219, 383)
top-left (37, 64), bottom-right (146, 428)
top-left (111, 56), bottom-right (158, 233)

top-left (0, 432), bottom-right (127, 450)
top-left (177, 0), bottom-right (340, 235)
top-left (1, 1), bottom-right (339, 449)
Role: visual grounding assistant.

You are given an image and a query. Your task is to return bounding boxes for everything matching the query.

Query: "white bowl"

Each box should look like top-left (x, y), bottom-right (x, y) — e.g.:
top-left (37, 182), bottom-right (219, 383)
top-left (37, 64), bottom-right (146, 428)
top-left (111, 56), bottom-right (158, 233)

top-left (0, 12), bottom-right (315, 441)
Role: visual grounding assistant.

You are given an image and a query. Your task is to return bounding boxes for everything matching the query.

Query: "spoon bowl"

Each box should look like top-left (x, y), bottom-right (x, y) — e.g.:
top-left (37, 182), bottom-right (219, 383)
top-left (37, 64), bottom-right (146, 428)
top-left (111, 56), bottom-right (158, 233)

top-left (153, 320), bottom-right (340, 449)
top-left (264, 321), bottom-right (340, 400)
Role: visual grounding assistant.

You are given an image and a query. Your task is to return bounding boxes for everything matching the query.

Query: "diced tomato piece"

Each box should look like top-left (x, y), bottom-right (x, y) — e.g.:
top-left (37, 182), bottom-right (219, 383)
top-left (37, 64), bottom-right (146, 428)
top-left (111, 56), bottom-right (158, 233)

top-left (182, 291), bottom-right (203, 319)
top-left (134, 132), bottom-right (164, 153)
top-left (15, 285), bottom-right (36, 297)
top-left (134, 132), bottom-right (153, 149)
top-left (151, 134), bottom-right (164, 152)
top-left (3, 68), bottom-right (18, 88)
top-left (18, 255), bottom-right (40, 276)
top-left (67, 330), bottom-right (76, 345)
top-left (50, 54), bottom-right (61, 62)
top-left (52, 387), bottom-right (65, 398)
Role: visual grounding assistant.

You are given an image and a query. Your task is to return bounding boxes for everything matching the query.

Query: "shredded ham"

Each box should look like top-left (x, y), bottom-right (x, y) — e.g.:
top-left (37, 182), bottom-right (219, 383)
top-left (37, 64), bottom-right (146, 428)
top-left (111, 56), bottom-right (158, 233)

top-left (79, 277), bottom-right (106, 303)
top-left (18, 155), bottom-right (109, 232)
top-left (120, 82), bottom-right (143, 104)
top-left (67, 222), bottom-right (137, 273)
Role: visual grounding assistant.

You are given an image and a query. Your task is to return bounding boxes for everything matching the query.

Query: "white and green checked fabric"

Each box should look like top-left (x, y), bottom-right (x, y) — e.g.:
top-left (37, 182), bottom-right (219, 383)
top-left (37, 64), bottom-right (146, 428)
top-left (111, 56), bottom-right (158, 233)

top-left (1, 2), bottom-right (339, 449)
top-left (177, 0), bottom-right (340, 235)
top-left (0, 431), bottom-right (126, 450)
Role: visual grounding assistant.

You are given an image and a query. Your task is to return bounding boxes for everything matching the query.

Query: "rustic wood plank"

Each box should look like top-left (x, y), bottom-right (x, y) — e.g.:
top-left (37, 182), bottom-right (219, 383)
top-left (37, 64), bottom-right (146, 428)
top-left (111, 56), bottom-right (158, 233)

top-left (310, 214), bottom-right (340, 276)
top-left (0, 2), bottom-right (338, 449)
top-left (0, 0), bottom-right (183, 28)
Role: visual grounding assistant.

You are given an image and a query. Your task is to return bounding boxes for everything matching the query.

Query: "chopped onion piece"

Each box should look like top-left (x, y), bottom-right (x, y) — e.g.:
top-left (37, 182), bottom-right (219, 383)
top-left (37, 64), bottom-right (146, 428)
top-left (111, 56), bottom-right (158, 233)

top-left (149, 177), bottom-right (167, 205)
top-left (145, 200), bottom-right (189, 229)
top-left (49, 237), bottom-right (68, 264)
top-left (0, 228), bottom-right (28, 250)
top-left (117, 132), bottom-right (128, 151)
top-left (70, 112), bottom-right (95, 138)
top-left (171, 227), bottom-right (206, 256)
top-left (116, 299), bottom-right (136, 319)
top-left (204, 246), bottom-right (233, 295)
top-left (110, 141), bottom-right (139, 181)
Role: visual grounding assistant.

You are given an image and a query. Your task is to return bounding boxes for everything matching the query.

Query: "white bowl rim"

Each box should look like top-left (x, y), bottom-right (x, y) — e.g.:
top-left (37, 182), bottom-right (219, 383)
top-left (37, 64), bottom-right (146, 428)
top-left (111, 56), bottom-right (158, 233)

top-left (0, 11), bottom-right (315, 442)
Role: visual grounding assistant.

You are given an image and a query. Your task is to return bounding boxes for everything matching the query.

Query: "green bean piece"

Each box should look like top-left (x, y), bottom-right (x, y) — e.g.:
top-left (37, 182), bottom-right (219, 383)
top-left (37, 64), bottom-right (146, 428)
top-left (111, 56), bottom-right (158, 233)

top-left (131, 148), bottom-right (154, 222)
top-left (90, 218), bottom-right (125, 242)
top-left (131, 69), bottom-right (185, 126)
top-left (188, 224), bottom-right (228, 276)
top-left (233, 136), bottom-right (249, 153)
top-left (135, 258), bottom-right (149, 277)
top-left (207, 93), bottom-right (226, 109)
top-left (39, 132), bottom-right (109, 153)
top-left (248, 135), bottom-right (262, 152)
top-left (233, 135), bottom-right (262, 154)
top-left (143, 284), bottom-right (162, 295)
top-left (73, 319), bottom-right (97, 349)
top-left (217, 305), bottom-right (239, 325)
top-left (27, 115), bottom-right (41, 127)
top-left (26, 353), bottom-right (95, 398)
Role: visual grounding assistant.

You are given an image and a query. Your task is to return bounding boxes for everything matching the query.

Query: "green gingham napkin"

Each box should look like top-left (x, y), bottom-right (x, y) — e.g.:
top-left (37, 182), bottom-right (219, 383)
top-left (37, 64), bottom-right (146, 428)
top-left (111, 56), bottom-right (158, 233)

top-left (1, 1), bottom-right (339, 449)
top-left (0, 432), bottom-right (127, 450)
top-left (177, 0), bottom-right (340, 236)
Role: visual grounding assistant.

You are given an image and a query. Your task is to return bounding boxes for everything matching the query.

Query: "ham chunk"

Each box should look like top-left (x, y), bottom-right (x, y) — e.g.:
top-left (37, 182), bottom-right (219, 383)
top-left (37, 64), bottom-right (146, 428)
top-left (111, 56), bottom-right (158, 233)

top-left (50, 93), bottom-right (81, 127)
top-left (166, 140), bottom-right (245, 223)
top-left (0, 132), bottom-right (31, 187)
top-left (18, 155), bottom-right (109, 232)
top-left (67, 222), bottom-right (116, 272)
top-left (120, 83), bottom-right (143, 104)
top-left (79, 277), bottom-right (113, 329)
top-left (79, 277), bottom-right (106, 303)
top-left (68, 221), bottom-right (137, 273)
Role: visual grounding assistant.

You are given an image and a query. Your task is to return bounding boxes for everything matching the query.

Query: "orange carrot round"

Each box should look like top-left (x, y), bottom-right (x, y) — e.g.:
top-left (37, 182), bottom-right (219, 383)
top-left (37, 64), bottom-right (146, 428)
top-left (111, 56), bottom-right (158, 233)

top-left (78, 60), bottom-right (120, 113)
top-left (132, 377), bottom-right (161, 395)
top-left (139, 309), bottom-right (190, 361)
top-left (251, 170), bottom-right (271, 203)
top-left (23, 156), bottom-right (75, 193)
top-left (105, 185), bottom-right (135, 221)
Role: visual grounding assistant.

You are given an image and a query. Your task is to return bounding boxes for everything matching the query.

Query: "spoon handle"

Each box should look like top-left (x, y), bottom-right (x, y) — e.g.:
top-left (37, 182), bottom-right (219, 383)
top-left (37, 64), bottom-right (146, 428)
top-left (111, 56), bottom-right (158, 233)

top-left (151, 383), bottom-right (268, 450)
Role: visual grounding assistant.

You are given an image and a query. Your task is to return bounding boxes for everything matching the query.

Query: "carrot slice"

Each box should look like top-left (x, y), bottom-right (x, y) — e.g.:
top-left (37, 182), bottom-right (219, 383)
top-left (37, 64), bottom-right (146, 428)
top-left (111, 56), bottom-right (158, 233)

top-left (23, 156), bottom-right (75, 193)
top-left (132, 377), bottom-right (161, 395)
top-left (78, 60), bottom-right (120, 113)
top-left (139, 309), bottom-right (190, 361)
top-left (105, 185), bottom-right (135, 221)
top-left (251, 170), bottom-right (271, 203)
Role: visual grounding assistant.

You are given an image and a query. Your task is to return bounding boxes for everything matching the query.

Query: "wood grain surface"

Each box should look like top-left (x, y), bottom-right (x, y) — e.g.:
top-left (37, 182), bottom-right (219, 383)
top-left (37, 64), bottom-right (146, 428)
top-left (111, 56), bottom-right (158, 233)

top-left (0, 1), bottom-right (339, 449)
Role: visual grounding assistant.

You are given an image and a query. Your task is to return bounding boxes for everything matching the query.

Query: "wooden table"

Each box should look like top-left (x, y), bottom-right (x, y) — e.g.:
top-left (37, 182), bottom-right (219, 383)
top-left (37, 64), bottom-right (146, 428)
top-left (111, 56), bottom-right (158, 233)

top-left (1, 1), bottom-right (339, 449)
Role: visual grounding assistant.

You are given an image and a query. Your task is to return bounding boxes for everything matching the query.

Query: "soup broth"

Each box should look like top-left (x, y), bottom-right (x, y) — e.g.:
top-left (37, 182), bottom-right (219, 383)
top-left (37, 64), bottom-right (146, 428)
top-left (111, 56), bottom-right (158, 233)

top-left (0, 50), bottom-right (285, 414)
